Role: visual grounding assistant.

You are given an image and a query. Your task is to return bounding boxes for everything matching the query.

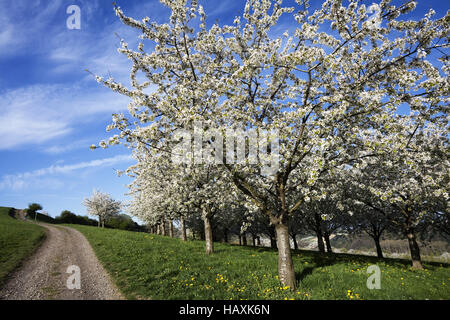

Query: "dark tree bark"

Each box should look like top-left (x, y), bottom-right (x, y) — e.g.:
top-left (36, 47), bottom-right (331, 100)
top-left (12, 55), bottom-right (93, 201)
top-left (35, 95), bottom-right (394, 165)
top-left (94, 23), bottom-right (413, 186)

top-left (270, 236), bottom-right (277, 249)
top-left (269, 226), bottom-right (277, 249)
top-left (242, 233), bottom-right (247, 246)
top-left (400, 207), bottom-right (423, 269)
top-left (200, 229), bottom-right (205, 240)
top-left (314, 213), bottom-right (325, 253)
top-left (223, 228), bottom-right (228, 243)
top-left (324, 231), bottom-right (332, 253)
top-left (374, 235), bottom-right (383, 258)
top-left (406, 229), bottom-right (423, 269)
top-left (291, 233), bottom-right (298, 250)
top-left (317, 233), bottom-right (325, 252)
top-left (366, 221), bottom-right (386, 259)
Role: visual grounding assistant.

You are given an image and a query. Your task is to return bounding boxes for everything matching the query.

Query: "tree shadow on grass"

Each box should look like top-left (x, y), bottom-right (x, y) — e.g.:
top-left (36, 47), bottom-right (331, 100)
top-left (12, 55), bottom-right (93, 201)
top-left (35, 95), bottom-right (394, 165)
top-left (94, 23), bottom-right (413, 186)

top-left (293, 248), bottom-right (449, 283)
top-left (295, 252), bottom-right (338, 282)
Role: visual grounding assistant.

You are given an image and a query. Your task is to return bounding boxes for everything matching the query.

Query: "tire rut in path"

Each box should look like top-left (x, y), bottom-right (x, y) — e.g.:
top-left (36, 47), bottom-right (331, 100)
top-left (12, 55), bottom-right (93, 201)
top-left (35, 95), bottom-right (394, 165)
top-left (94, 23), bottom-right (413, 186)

top-left (0, 223), bottom-right (124, 300)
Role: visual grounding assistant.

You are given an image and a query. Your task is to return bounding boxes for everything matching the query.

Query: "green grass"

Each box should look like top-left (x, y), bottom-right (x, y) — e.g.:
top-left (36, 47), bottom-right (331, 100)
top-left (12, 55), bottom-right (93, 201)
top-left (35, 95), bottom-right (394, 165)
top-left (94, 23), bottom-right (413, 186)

top-left (67, 224), bottom-right (449, 300)
top-left (0, 207), bottom-right (46, 287)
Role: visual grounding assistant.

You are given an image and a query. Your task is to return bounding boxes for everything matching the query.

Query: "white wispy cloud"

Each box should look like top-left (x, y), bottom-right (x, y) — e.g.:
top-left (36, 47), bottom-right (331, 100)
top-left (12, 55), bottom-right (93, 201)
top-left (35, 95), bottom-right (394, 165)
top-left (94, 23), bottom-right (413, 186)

top-left (43, 138), bottom-right (94, 155)
top-left (0, 154), bottom-right (133, 191)
top-left (0, 0), bottom-right (164, 151)
top-left (0, 0), bottom-right (63, 56)
top-left (0, 83), bottom-right (129, 150)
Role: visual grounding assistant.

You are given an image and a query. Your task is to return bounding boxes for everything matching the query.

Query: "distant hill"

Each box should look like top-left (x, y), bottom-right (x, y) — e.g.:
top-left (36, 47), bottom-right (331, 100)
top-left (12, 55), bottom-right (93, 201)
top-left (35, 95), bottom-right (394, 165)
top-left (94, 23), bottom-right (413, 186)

top-left (16, 209), bottom-right (56, 224)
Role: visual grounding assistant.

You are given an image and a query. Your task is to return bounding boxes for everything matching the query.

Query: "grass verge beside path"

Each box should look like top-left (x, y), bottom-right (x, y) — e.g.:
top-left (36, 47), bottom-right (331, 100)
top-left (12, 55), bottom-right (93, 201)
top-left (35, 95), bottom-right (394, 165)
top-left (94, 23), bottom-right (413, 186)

top-left (0, 207), bottom-right (46, 287)
top-left (68, 224), bottom-right (449, 300)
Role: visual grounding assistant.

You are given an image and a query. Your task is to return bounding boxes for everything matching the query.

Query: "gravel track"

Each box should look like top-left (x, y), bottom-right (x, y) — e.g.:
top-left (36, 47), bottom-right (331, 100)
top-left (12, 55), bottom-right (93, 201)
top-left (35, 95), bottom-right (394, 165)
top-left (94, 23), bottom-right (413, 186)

top-left (0, 223), bottom-right (124, 300)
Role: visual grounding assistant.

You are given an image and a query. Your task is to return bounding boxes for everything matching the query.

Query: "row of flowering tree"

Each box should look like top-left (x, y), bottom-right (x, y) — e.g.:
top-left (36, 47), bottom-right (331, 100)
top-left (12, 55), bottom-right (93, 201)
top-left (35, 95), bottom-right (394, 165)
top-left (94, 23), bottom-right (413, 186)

top-left (92, 0), bottom-right (449, 290)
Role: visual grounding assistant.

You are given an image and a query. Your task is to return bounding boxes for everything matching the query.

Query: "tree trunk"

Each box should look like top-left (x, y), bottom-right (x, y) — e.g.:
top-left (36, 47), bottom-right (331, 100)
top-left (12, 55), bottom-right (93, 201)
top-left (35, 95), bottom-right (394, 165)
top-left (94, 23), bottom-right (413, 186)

top-left (269, 226), bottom-right (277, 249)
top-left (256, 236), bottom-right (261, 246)
top-left (180, 216), bottom-right (187, 241)
top-left (373, 235), bottom-right (383, 258)
top-left (252, 234), bottom-right (256, 247)
top-left (242, 233), bottom-right (247, 246)
top-left (203, 214), bottom-right (214, 255)
top-left (169, 219), bottom-right (174, 238)
top-left (98, 218), bottom-right (100, 228)
top-left (291, 233), bottom-right (298, 250)
top-left (316, 232), bottom-right (325, 253)
top-left (270, 236), bottom-right (277, 249)
top-left (161, 219), bottom-right (166, 236)
top-left (324, 232), bottom-right (332, 253)
top-left (406, 230), bottom-right (423, 269)
top-left (223, 228), bottom-right (228, 243)
top-left (275, 223), bottom-right (297, 290)
top-left (314, 213), bottom-right (325, 253)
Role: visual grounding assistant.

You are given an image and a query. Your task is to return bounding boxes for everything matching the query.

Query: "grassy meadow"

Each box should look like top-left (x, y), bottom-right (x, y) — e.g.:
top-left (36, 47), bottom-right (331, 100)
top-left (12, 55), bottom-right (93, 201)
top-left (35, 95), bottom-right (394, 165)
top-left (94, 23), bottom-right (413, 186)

top-left (68, 224), bottom-right (449, 300)
top-left (0, 207), bottom-right (46, 287)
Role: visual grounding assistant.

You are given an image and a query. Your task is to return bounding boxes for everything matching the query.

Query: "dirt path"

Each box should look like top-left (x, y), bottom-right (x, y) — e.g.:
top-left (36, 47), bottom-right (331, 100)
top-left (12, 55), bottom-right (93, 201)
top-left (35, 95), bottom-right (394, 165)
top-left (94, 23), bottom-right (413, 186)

top-left (0, 223), bottom-right (124, 300)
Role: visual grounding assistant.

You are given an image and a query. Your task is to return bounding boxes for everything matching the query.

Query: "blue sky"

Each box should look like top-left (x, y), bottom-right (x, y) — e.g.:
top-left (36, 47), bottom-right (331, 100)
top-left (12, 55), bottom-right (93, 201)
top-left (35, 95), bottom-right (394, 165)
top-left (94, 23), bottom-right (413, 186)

top-left (0, 0), bottom-right (447, 220)
top-left (0, 0), bottom-right (244, 219)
